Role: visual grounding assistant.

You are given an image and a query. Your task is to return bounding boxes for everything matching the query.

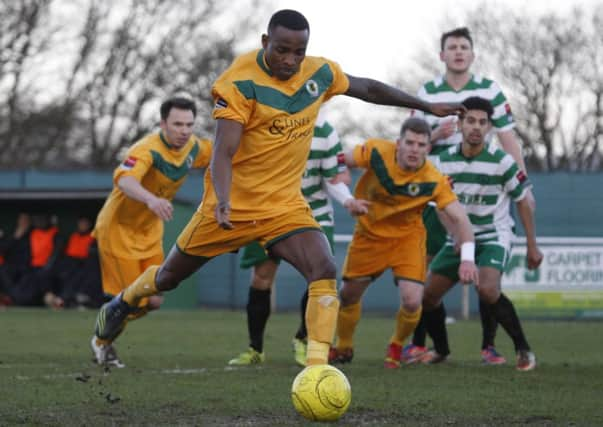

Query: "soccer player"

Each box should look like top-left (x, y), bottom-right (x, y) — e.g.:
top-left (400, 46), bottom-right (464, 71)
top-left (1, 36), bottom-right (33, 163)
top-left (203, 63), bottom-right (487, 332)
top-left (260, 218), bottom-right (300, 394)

top-left (90, 97), bottom-right (212, 367)
top-left (422, 96), bottom-right (542, 371)
top-left (404, 27), bottom-right (534, 365)
top-left (93, 9), bottom-right (465, 367)
top-left (228, 110), bottom-right (369, 367)
top-left (329, 117), bottom-right (478, 369)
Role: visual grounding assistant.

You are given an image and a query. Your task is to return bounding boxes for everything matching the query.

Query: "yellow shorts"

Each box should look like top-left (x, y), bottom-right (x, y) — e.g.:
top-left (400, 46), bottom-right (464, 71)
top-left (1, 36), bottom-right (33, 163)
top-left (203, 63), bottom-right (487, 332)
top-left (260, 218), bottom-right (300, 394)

top-left (342, 228), bottom-right (427, 284)
top-left (98, 248), bottom-right (163, 307)
top-left (176, 206), bottom-right (321, 258)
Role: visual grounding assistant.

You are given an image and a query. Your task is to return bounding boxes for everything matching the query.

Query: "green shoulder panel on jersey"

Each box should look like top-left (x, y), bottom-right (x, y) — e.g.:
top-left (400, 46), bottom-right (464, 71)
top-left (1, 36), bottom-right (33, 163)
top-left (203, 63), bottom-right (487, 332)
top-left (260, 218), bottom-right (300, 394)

top-left (150, 143), bottom-right (199, 182)
top-left (429, 144), bottom-right (455, 156)
top-left (423, 80), bottom-right (442, 95)
top-left (234, 65), bottom-right (334, 114)
top-left (463, 77), bottom-right (494, 91)
top-left (440, 144), bottom-right (506, 164)
top-left (370, 149), bottom-right (437, 197)
top-left (423, 76), bottom-right (495, 95)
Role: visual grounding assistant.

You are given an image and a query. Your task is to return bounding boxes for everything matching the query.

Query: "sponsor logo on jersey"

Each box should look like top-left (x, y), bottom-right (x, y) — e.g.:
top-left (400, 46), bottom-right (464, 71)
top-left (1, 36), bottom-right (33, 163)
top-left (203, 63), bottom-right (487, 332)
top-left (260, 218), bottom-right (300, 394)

top-left (214, 98), bottom-right (228, 109)
top-left (305, 79), bottom-right (319, 97)
top-left (120, 156), bottom-right (137, 170)
top-left (186, 155), bottom-right (193, 169)
top-left (336, 152), bottom-right (346, 165)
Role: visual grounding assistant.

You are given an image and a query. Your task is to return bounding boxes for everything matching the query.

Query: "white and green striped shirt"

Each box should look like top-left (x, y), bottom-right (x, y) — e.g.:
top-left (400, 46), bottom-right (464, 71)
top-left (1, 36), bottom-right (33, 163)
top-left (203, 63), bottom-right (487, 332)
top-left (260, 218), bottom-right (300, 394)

top-left (433, 143), bottom-right (528, 249)
top-left (301, 112), bottom-right (346, 227)
top-left (413, 74), bottom-right (515, 157)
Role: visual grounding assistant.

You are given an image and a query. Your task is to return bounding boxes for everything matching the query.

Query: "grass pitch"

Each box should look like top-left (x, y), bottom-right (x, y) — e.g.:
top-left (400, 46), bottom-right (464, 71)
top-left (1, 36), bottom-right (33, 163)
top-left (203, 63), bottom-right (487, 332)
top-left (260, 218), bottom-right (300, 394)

top-left (1, 307), bottom-right (602, 426)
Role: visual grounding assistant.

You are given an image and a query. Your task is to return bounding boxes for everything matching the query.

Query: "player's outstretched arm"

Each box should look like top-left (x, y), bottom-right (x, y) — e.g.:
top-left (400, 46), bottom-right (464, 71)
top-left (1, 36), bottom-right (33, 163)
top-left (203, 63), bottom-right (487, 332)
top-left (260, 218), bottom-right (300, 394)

top-left (498, 129), bottom-right (536, 211)
top-left (323, 179), bottom-right (369, 216)
top-left (118, 176), bottom-right (173, 221)
top-left (516, 196), bottom-right (543, 270)
top-left (442, 200), bottom-right (479, 285)
top-left (211, 119), bottom-right (243, 229)
top-left (344, 74), bottom-right (465, 117)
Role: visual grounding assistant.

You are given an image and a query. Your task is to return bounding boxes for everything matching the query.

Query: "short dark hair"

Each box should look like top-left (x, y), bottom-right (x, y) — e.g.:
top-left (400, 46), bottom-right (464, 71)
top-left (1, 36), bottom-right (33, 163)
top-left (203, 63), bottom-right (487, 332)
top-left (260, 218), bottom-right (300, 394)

top-left (400, 117), bottom-right (431, 139)
top-left (160, 97), bottom-right (196, 120)
top-left (268, 9), bottom-right (309, 34)
top-left (461, 96), bottom-right (493, 120)
top-left (441, 27), bottom-right (473, 51)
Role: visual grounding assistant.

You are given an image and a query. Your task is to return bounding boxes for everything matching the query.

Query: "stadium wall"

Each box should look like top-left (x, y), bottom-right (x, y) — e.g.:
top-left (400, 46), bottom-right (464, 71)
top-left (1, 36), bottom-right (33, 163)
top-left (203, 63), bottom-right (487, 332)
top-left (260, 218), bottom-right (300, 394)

top-left (1, 170), bottom-right (602, 316)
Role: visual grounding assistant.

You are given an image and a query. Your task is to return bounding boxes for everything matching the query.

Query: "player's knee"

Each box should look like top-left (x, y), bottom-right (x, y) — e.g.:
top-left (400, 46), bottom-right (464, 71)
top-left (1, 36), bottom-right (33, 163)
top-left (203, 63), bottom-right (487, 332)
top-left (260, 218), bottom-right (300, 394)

top-left (311, 257), bottom-right (336, 282)
top-left (402, 297), bottom-right (421, 312)
top-left (478, 287), bottom-right (500, 305)
top-left (155, 266), bottom-right (180, 291)
top-left (339, 283), bottom-right (360, 307)
top-left (422, 289), bottom-right (440, 310)
top-left (251, 271), bottom-right (275, 290)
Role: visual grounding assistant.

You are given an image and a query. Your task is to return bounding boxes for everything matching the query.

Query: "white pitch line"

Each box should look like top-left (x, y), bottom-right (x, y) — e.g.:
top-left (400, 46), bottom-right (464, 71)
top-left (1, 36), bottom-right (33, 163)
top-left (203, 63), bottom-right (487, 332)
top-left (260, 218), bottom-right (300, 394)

top-left (13, 365), bottom-right (264, 381)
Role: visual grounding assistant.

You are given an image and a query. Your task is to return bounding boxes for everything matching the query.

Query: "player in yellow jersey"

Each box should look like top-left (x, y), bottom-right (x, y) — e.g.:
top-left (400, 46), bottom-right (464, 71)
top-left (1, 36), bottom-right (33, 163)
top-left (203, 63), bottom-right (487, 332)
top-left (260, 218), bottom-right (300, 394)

top-left (330, 117), bottom-right (478, 368)
top-left (90, 97), bottom-right (212, 367)
top-left (94, 9), bottom-right (465, 367)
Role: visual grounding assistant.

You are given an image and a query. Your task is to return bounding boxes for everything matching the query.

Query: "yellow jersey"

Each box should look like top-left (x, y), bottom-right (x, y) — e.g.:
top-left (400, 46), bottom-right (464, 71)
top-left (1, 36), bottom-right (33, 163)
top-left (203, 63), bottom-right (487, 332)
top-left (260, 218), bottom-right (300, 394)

top-left (94, 132), bottom-right (212, 258)
top-left (352, 139), bottom-right (457, 238)
top-left (205, 49), bottom-right (350, 220)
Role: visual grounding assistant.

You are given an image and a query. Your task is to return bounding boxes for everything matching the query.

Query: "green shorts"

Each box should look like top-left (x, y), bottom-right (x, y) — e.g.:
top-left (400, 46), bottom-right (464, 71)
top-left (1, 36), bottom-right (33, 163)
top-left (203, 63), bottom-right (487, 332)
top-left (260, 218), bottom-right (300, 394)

top-left (423, 204), bottom-right (447, 257)
top-left (239, 226), bottom-right (334, 269)
top-left (429, 242), bottom-right (510, 282)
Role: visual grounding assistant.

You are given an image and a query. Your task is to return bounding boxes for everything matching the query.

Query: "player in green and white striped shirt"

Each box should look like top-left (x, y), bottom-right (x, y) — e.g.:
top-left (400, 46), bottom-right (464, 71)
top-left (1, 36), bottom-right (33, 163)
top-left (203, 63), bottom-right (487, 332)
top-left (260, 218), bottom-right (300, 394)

top-left (422, 97), bottom-right (543, 371)
top-left (228, 110), bottom-right (369, 367)
top-left (404, 27), bottom-right (533, 366)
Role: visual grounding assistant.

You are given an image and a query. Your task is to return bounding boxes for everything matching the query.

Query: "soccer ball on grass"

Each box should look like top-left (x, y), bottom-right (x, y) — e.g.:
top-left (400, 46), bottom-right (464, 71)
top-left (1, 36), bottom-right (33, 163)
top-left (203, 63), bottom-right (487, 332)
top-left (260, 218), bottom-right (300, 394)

top-left (291, 364), bottom-right (351, 421)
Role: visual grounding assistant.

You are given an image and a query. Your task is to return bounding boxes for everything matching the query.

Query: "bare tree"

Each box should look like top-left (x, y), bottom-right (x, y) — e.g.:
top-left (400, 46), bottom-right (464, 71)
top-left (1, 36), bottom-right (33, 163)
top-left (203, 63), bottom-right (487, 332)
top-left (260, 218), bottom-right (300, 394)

top-left (0, 0), bottom-right (62, 167)
top-left (0, 0), bottom-right (269, 169)
top-left (337, 4), bottom-right (603, 172)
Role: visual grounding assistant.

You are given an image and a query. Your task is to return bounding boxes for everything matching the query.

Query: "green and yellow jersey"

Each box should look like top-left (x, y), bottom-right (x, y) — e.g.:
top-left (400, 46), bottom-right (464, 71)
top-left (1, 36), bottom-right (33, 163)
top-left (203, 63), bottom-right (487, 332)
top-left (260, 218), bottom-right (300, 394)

top-left (205, 48), bottom-right (350, 221)
top-left (352, 139), bottom-right (457, 238)
top-left (94, 133), bottom-right (212, 259)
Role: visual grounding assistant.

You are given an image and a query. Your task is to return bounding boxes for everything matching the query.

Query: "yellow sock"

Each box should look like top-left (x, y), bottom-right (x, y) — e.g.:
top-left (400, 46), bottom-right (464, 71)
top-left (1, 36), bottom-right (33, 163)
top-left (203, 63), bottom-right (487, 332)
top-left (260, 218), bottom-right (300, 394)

top-left (336, 301), bottom-right (361, 350)
top-left (122, 266), bottom-right (159, 307)
top-left (305, 279), bottom-right (339, 365)
top-left (390, 306), bottom-right (422, 346)
top-left (306, 340), bottom-right (330, 366)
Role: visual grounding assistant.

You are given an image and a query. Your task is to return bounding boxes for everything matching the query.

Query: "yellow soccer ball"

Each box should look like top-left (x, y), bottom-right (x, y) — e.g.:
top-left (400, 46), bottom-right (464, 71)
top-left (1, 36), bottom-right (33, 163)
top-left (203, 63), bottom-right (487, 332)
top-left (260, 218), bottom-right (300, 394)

top-left (291, 364), bottom-right (351, 422)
